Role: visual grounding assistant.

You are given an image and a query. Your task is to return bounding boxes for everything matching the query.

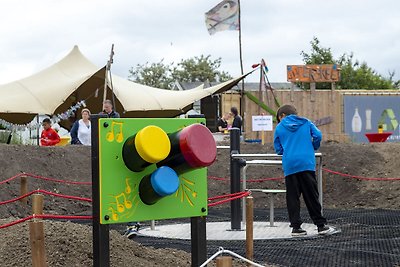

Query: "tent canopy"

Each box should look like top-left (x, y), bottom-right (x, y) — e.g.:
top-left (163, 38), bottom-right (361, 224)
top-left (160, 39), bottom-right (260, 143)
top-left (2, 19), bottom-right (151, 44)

top-left (0, 46), bottom-right (249, 128)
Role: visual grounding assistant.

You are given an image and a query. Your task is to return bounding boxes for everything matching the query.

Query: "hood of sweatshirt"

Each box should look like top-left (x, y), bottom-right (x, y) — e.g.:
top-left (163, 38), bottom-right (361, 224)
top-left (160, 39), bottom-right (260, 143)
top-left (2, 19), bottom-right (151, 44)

top-left (280, 115), bottom-right (308, 132)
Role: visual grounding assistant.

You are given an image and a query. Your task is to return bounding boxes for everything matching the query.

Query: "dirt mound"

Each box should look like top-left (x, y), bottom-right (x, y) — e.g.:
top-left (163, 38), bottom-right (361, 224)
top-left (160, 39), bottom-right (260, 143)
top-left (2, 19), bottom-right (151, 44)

top-left (0, 219), bottom-right (191, 267)
top-left (0, 142), bottom-right (399, 266)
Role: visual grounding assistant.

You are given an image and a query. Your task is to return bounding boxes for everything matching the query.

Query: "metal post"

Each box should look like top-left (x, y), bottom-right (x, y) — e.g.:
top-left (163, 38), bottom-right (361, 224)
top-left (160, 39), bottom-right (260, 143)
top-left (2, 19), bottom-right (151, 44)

top-left (230, 128), bottom-right (241, 230)
top-left (241, 165), bottom-right (248, 227)
top-left (191, 216), bottom-right (207, 267)
top-left (91, 114), bottom-right (110, 267)
top-left (318, 156), bottom-right (323, 215)
top-left (269, 194), bottom-right (274, 227)
top-left (36, 114), bottom-right (40, 146)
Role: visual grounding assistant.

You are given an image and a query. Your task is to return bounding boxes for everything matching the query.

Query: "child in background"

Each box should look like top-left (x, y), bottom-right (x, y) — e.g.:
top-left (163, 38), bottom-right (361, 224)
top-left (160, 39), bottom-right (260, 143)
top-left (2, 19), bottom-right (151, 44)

top-left (274, 104), bottom-right (331, 236)
top-left (40, 118), bottom-right (60, 146)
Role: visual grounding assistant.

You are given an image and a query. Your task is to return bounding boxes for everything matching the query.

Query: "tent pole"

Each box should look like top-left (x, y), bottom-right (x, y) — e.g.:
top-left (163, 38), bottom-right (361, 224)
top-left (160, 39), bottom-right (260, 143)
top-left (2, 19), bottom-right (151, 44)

top-left (103, 44), bottom-right (115, 104)
top-left (36, 114), bottom-right (40, 146)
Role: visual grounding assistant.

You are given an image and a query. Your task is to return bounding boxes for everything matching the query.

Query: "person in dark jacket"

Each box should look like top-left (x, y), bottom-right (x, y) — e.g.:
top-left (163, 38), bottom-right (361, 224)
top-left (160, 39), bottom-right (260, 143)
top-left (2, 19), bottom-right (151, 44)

top-left (274, 104), bottom-right (331, 236)
top-left (100, 99), bottom-right (120, 118)
top-left (230, 107), bottom-right (242, 133)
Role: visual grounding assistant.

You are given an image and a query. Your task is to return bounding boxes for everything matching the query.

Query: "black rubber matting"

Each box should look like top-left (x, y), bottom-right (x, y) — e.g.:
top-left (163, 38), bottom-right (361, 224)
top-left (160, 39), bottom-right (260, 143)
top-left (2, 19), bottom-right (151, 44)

top-left (122, 208), bottom-right (400, 267)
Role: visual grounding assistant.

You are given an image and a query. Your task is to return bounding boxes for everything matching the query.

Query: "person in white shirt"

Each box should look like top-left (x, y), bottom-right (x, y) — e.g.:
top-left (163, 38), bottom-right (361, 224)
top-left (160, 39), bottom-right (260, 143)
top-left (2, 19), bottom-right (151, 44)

top-left (70, 108), bottom-right (91, 145)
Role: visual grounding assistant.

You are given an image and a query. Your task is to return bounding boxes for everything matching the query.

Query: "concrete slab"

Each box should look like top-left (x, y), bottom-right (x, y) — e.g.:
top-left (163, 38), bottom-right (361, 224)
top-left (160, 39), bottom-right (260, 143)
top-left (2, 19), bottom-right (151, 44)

top-left (139, 221), bottom-right (329, 240)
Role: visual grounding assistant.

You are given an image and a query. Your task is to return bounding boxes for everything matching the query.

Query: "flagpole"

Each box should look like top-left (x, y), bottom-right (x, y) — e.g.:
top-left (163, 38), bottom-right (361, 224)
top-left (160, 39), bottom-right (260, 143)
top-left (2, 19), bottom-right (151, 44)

top-left (238, 0), bottom-right (245, 122)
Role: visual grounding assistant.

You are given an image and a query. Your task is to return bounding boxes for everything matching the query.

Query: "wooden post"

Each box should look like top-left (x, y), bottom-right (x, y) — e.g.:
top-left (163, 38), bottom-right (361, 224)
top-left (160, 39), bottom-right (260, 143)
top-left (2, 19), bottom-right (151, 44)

top-left (216, 256), bottom-right (233, 267)
top-left (32, 194), bottom-right (44, 215)
top-left (331, 82), bottom-right (336, 102)
top-left (245, 196), bottom-right (254, 266)
top-left (29, 221), bottom-right (47, 267)
top-left (29, 193), bottom-right (47, 267)
top-left (20, 175), bottom-right (28, 205)
top-left (261, 130), bottom-right (265, 145)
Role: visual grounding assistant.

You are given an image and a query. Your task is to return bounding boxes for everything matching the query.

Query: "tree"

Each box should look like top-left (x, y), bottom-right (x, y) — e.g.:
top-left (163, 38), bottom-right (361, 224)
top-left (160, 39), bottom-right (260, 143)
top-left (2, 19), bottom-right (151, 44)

top-left (128, 55), bottom-right (232, 90)
top-left (128, 60), bottom-right (174, 90)
top-left (300, 37), bottom-right (397, 89)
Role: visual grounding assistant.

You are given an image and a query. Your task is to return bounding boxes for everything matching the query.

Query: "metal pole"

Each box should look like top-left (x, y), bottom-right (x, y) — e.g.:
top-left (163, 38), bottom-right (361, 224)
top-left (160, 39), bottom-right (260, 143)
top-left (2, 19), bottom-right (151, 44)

top-left (103, 44), bottom-right (114, 103)
top-left (241, 165), bottom-right (248, 227)
top-left (36, 114), bottom-right (40, 146)
top-left (269, 194), bottom-right (274, 227)
top-left (191, 216), bottom-right (207, 267)
top-left (91, 114), bottom-right (110, 267)
top-left (318, 156), bottom-right (323, 215)
top-left (237, 0), bottom-right (244, 122)
top-left (230, 128), bottom-right (241, 230)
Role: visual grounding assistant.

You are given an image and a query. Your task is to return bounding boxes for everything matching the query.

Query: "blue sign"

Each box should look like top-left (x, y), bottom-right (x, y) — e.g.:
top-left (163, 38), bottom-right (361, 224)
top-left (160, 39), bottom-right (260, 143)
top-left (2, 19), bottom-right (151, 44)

top-left (344, 95), bottom-right (400, 143)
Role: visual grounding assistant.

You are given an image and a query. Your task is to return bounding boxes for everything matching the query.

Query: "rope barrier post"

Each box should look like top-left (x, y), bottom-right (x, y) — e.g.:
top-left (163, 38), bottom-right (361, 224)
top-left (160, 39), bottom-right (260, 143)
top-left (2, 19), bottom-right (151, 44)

top-left (91, 114), bottom-right (110, 267)
top-left (20, 175), bottom-right (28, 205)
top-left (245, 196), bottom-right (254, 266)
top-left (32, 194), bottom-right (44, 215)
top-left (230, 128), bottom-right (243, 230)
top-left (29, 193), bottom-right (47, 267)
top-left (29, 221), bottom-right (47, 267)
top-left (216, 256), bottom-right (233, 267)
top-left (191, 216), bottom-right (207, 267)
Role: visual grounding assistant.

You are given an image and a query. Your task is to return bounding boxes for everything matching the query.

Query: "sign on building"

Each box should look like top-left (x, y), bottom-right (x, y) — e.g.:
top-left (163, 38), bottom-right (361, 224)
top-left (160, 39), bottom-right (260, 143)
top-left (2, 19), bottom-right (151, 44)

top-left (252, 115), bottom-right (273, 131)
top-left (287, 64), bottom-right (340, 83)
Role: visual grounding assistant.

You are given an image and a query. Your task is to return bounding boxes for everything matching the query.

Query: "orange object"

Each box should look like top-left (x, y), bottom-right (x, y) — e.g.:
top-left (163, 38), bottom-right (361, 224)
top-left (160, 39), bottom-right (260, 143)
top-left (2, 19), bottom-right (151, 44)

top-left (55, 136), bottom-right (71, 146)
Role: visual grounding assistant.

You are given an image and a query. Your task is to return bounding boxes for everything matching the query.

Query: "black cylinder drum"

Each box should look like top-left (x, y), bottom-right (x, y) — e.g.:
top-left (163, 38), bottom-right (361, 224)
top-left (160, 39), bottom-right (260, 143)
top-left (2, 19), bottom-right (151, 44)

top-left (139, 166), bottom-right (180, 205)
top-left (122, 125), bottom-right (171, 172)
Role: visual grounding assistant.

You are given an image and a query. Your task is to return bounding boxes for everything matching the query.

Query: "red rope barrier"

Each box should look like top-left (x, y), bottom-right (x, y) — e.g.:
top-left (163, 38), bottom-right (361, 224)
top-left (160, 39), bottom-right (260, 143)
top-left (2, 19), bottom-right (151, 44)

top-left (0, 172), bottom-right (92, 186)
top-left (208, 191), bottom-right (246, 201)
top-left (0, 173), bottom-right (23, 185)
top-left (323, 168), bottom-right (400, 181)
top-left (0, 214), bottom-right (93, 229)
top-left (0, 191), bottom-right (36, 205)
top-left (35, 189), bottom-right (92, 202)
top-left (0, 189), bottom-right (92, 206)
top-left (34, 214), bottom-right (93, 220)
top-left (208, 176), bottom-right (284, 183)
top-left (208, 191), bottom-right (251, 207)
top-left (0, 216), bottom-right (33, 229)
top-left (245, 177), bottom-right (284, 182)
top-left (24, 173), bottom-right (92, 185)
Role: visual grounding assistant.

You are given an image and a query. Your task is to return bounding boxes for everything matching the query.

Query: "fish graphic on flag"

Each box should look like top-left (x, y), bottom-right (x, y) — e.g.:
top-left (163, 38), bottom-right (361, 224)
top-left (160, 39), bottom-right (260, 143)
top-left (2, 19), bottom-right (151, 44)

top-left (205, 0), bottom-right (239, 35)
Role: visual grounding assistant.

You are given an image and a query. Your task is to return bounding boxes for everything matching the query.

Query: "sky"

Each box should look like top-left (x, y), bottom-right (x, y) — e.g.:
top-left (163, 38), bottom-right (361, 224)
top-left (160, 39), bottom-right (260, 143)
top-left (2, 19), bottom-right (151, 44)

top-left (0, 0), bottom-right (399, 85)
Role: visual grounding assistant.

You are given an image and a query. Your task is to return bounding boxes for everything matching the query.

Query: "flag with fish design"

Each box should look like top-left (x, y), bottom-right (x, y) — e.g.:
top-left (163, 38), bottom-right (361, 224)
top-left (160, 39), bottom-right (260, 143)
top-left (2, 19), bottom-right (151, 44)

top-left (205, 0), bottom-right (239, 35)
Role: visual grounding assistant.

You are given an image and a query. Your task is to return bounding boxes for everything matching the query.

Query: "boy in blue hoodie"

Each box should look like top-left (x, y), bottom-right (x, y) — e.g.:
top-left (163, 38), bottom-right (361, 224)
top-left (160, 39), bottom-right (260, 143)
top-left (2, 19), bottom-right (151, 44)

top-left (274, 104), bottom-right (330, 236)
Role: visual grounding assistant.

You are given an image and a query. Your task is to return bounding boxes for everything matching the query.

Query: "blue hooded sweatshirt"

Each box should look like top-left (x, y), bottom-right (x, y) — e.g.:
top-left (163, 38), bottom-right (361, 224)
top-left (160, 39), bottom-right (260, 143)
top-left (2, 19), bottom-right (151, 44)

top-left (273, 114), bottom-right (322, 177)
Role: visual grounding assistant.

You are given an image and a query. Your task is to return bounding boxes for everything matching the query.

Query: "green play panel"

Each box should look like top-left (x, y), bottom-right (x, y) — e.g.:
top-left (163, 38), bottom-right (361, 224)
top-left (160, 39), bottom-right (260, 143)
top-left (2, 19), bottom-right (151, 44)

top-left (98, 118), bottom-right (210, 224)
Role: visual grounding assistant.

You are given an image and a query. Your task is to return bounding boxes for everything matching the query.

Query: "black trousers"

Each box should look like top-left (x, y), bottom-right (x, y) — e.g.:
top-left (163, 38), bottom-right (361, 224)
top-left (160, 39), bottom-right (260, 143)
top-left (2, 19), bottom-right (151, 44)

top-left (285, 171), bottom-right (327, 228)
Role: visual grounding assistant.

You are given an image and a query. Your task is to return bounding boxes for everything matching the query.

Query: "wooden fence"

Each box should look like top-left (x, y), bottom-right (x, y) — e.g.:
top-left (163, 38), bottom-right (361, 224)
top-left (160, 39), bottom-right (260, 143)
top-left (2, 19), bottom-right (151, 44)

top-left (242, 90), bottom-right (349, 142)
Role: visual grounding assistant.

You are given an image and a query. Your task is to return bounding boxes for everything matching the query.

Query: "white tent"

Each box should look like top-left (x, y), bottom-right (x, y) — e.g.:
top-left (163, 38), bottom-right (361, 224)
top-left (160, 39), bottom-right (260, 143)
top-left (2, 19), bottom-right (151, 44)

top-left (0, 46), bottom-right (249, 128)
